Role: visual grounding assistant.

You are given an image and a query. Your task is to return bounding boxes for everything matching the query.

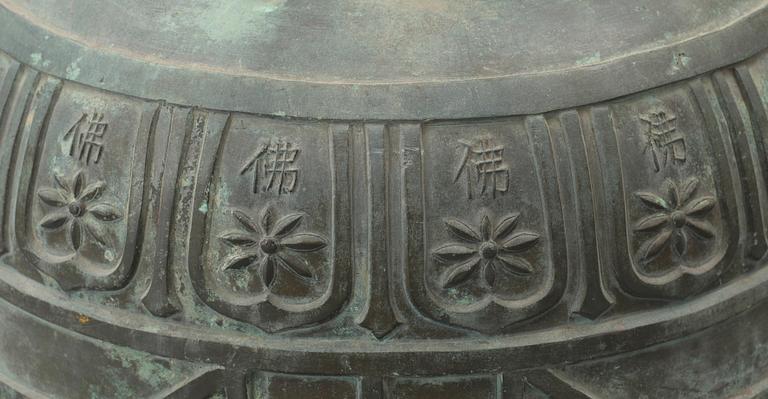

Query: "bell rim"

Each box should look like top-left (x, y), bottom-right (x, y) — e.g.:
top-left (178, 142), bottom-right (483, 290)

top-left (0, 1), bottom-right (767, 120)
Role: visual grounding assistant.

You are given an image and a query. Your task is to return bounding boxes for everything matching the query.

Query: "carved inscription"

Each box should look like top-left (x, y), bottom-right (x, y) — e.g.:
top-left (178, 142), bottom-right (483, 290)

top-left (453, 139), bottom-right (509, 199)
top-left (640, 110), bottom-right (686, 171)
top-left (240, 140), bottom-right (300, 194)
top-left (64, 112), bottom-right (109, 165)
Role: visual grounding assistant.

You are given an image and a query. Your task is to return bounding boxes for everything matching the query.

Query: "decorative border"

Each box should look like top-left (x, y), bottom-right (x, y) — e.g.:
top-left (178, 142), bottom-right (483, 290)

top-left (0, 28), bottom-right (766, 379)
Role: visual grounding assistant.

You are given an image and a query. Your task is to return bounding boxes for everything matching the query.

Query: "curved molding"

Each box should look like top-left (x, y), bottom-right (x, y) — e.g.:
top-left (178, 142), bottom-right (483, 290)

top-left (0, 3), bottom-right (766, 120)
top-left (0, 258), bottom-right (767, 376)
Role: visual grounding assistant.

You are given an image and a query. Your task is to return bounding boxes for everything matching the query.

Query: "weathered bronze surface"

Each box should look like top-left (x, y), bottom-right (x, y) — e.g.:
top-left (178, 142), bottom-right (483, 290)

top-left (0, 1), bottom-right (768, 398)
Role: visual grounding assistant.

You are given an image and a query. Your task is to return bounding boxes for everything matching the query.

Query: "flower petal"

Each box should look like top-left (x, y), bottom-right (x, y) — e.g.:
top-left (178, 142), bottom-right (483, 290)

top-left (232, 209), bottom-right (258, 233)
top-left (260, 256), bottom-right (276, 288)
top-left (684, 196), bottom-right (716, 216)
top-left (260, 206), bottom-right (276, 234)
top-left (664, 179), bottom-right (680, 209)
top-left (271, 213), bottom-right (304, 238)
top-left (53, 173), bottom-right (69, 193)
top-left (40, 213), bottom-right (70, 230)
top-left (276, 253), bottom-right (314, 282)
top-left (432, 244), bottom-right (477, 263)
top-left (70, 219), bottom-right (83, 251)
top-left (638, 229), bottom-right (673, 262)
top-left (496, 254), bottom-right (534, 276)
top-left (634, 213), bottom-right (670, 232)
top-left (480, 215), bottom-right (492, 241)
top-left (71, 170), bottom-right (85, 198)
top-left (219, 232), bottom-right (258, 247)
top-left (281, 233), bottom-right (328, 252)
top-left (89, 204), bottom-right (122, 221)
top-left (79, 181), bottom-right (105, 202)
top-left (635, 191), bottom-right (671, 211)
top-left (221, 253), bottom-right (259, 271)
top-left (83, 218), bottom-right (107, 245)
top-left (501, 232), bottom-right (540, 252)
top-left (685, 218), bottom-right (715, 239)
top-left (494, 213), bottom-right (520, 240)
top-left (440, 257), bottom-right (481, 288)
top-left (37, 188), bottom-right (67, 207)
top-left (680, 177), bottom-right (700, 204)
top-left (483, 261), bottom-right (497, 287)
top-left (672, 229), bottom-right (688, 257)
top-left (443, 218), bottom-right (482, 243)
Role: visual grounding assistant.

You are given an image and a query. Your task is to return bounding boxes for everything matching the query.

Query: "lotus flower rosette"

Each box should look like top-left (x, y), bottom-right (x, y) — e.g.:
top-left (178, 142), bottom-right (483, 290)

top-left (37, 169), bottom-right (122, 252)
top-left (633, 177), bottom-right (717, 263)
top-left (432, 212), bottom-right (540, 290)
top-left (218, 205), bottom-right (328, 292)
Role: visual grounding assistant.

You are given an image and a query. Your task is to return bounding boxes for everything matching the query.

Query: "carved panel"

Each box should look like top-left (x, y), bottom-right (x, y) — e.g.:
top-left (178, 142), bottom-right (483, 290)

top-left (596, 81), bottom-right (742, 299)
top-left (407, 117), bottom-right (569, 333)
top-left (14, 82), bottom-right (155, 290)
top-left (188, 114), bottom-right (352, 332)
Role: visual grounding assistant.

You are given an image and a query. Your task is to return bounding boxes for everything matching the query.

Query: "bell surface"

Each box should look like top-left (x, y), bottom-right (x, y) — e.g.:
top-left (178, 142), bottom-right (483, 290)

top-left (0, 1), bottom-right (767, 398)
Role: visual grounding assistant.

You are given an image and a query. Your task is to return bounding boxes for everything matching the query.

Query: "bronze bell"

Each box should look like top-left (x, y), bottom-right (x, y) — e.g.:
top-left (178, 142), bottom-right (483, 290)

top-left (0, 1), bottom-right (766, 397)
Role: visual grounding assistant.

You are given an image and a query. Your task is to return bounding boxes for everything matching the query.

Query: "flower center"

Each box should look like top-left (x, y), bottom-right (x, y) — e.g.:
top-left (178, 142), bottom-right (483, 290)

top-left (68, 201), bottom-right (85, 217)
top-left (479, 241), bottom-right (498, 260)
top-left (260, 237), bottom-right (279, 254)
top-left (671, 211), bottom-right (686, 228)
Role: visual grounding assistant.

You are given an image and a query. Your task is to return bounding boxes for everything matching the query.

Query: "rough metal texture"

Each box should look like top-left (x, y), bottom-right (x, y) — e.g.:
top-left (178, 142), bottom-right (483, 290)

top-left (0, 1), bottom-right (767, 398)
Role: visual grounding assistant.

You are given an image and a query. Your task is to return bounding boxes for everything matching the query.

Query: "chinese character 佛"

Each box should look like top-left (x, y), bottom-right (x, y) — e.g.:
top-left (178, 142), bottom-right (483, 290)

top-left (454, 138), bottom-right (510, 199)
top-left (640, 110), bottom-right (686, 172)
top-left (63, 112), bottom-right (109, 165)
top-left (240, 140), bottom-right (300, 194)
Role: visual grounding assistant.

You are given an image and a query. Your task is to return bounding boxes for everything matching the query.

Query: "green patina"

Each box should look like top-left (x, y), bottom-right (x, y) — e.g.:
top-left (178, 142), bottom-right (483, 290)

top-left (198, 202), bottom-right (209, 214)
top-left (214, 181), bottom-right (232, 207)
top-left (104, 346), bottom-right (179, 390)
top-left (89, 362), bottom-right (131, 399)
top-left (445, 288), bottom-right (477, 306)
top-left (29, 52), bottom-right (52, 68)
top-left (575, 52), bottom-right (601, 66)
top-left (65, 57), bottom-right (82, 80)
top-left (332, 325), bottom-right (363, 338)
top-left (666, 52), bottom-right (692, 76)
top-left (232, 269), bottom-right (251, 290)
top-left (159, 0), bottom-right (286, 43)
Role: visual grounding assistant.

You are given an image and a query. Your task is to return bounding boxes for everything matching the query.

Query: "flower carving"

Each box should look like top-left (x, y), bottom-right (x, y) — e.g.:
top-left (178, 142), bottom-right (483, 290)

top-left (633, 177), bottom-right (717, 262)
top-left (37, 169), bottom-right (122, 252)
top-left (219, 205), bottom-right (327, 291)
top-left (432, 212), bottom-right (540, 289)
